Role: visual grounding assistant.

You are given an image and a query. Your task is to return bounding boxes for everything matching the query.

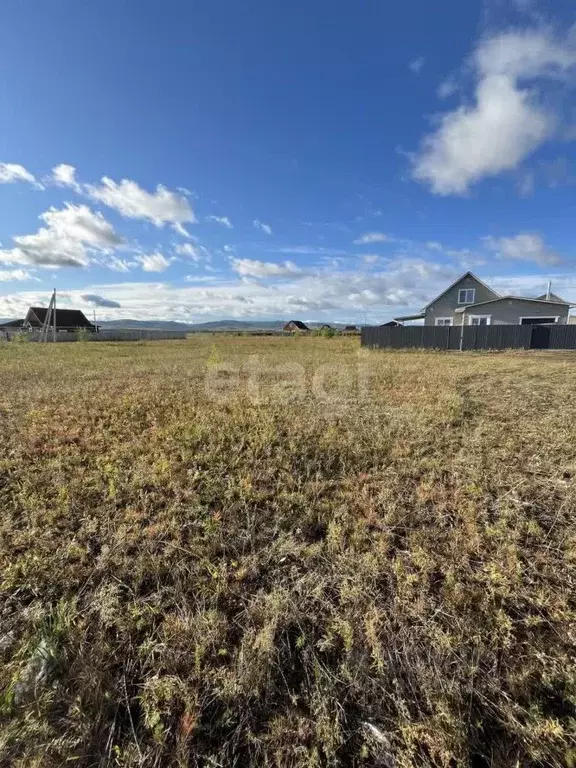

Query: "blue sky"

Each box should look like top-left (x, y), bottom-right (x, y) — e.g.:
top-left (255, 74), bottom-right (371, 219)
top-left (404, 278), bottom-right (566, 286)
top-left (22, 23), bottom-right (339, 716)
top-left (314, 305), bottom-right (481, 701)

top-left (1, 0), bottom-right (575, 323)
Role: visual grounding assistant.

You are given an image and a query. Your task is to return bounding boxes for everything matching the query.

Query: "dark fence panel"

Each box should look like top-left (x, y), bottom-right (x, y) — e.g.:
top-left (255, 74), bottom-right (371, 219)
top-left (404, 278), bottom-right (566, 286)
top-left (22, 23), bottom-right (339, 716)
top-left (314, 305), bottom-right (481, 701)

top-left (362, 324), bottom-right (535, 351)
top-left (447, 327), bottom-right (462, 350)
top-left (424, 327), bottom-right (451, 348)
top-left (461, 325), bottom-right (532, 350)
top-left (547, 325), bottom-right (576, 349)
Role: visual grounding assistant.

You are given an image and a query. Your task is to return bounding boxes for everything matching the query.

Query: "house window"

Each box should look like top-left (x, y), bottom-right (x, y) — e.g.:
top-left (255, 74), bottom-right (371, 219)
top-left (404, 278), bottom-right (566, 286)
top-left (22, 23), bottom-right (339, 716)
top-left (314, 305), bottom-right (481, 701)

top-left (436, 317), bottom-right (453, 326)
top-left (458, 288), bottom-right (476, 304)
top-left (469, 315), bottom-right (491, 326)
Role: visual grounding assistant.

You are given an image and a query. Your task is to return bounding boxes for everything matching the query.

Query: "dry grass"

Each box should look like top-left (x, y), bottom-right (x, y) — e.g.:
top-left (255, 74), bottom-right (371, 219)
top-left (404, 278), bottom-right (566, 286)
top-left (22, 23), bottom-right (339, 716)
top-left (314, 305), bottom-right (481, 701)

top-left (1, 335), bottom-right (576, 767)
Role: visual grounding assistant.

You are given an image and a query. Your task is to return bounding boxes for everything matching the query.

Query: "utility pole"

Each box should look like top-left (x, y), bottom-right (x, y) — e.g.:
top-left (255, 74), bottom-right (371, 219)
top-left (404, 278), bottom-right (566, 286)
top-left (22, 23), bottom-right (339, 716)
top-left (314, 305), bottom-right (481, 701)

top-left (40, 290), bottom-right (57, 342)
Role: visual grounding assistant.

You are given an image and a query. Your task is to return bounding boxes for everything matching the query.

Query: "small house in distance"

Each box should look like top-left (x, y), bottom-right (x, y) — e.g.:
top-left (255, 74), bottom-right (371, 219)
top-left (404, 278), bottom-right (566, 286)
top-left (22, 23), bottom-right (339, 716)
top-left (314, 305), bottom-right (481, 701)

top-left (342, 324), bottom-right (358, 333)
top-left (283, 320), bottom-right (310, 332)
top-left (24, 307), bottom-right (97, 333)
top-left (380, 320), bottom-right (402, 327)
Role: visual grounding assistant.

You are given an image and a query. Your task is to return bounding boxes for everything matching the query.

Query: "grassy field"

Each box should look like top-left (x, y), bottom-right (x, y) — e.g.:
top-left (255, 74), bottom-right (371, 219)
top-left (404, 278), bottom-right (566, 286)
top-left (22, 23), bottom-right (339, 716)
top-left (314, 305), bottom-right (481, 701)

top-left (1, 335), bottom-right (576, 767)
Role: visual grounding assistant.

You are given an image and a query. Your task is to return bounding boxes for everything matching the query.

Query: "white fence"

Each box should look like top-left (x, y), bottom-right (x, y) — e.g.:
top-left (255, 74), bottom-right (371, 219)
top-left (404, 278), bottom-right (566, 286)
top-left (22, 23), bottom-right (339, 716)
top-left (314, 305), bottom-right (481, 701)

top-left (0, 329), bottom-right (189, 343)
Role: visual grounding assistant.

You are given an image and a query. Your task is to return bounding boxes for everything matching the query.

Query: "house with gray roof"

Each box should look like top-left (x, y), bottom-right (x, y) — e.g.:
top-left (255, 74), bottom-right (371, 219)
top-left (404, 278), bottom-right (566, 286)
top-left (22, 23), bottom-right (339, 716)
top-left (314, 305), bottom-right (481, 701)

top-left (394, 272), bottom-right (572, 327)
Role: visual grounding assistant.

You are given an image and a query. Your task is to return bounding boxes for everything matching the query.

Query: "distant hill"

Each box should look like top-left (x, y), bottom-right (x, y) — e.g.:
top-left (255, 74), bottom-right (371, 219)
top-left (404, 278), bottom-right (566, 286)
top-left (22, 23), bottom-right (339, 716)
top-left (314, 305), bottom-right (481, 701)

top-left (188, 320), bottom-right (286, 331)
top-left (99, 319), bottom-right (196, 331)
top-left (98, 319), bottom-right (352, 332)
top-left (98, 319), bottom-right (286, 331)
top-left (1, 317), bottom-right (358, 332)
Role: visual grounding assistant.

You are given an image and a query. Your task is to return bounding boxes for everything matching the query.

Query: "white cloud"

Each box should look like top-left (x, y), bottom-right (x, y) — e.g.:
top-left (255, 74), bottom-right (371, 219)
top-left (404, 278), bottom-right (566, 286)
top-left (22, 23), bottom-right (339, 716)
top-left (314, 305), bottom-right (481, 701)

top-left (437, 78), bottom-right (458, 99)
top-left (85, 176), bottom-right (195, 230)
top-left (353, 232), bottom-right (392, 245)
top-left (8, 259), bottom-right (576, 324)
top-left (104, 257), bottom-right (133, 273)
top-left (413, 28), bottom-right (576, 195)
top-left (0, 162), bottom-right (38, 186)
top-left (475, 29), bottom-right (576, 79)
top-left (0, 204), bottom-right (123, 268)
top-left (175, 242), bottom-right (209, 263)
top-left (517, 169), bottom-right (535, 196)
top-left (0, 163), bottom-right (43, 190)
top-left (137, 252), bottom-right (172, 272)
top-left (409, 57), bottom-right (425, 74)
top-left (414, 75), bottom-right (551, 195)
top-left (0, 269), bottom-right (36, 282)
top-left (41, 204), bottom-right (122, 248)
top-left (253, 219), bottom-right (273, 235)
top-left (484, 233), bottom-right (562, 265)
top-left (270, 245), bottom-right (347, 256)
top-left (51, 163), bottom-right (79, 189)
top-left (80, 293), bottom-right (121, 308)
top-left (207, 215), bottom-right (233, 229)
top-left (230, 258), bottom-right (301, 278)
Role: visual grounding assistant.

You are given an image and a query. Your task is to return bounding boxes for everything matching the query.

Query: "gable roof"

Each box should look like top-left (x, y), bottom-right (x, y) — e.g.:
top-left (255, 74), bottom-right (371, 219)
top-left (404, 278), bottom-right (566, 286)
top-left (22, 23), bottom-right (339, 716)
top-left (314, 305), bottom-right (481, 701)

top-left (536, 292), bottom-right (568, 303)
top-left (284, 320), bottom-right (310, 330)
top-left (26, 307), bottom-right (96, 329)
top-left (422, 271), bottom-right (499, 311)
top-left (0, 318), bottom-right (25, 329)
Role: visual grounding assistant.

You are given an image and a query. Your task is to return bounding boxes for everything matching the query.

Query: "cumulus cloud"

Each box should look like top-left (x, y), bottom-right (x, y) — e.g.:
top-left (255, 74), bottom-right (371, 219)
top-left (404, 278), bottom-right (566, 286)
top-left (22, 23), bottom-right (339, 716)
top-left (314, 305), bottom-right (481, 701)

top-left (207, 215), bottom-right (233, 229)
top-left (8, 258), bottom-right (575, 324)
top-left (353, 232), bottom-right (392, 245)
top-left (51, 163), bottom-right (79, 189)
top-left (137, 252), bottom-right (172, 272)
top-left (271, 245), bottom-right (347, 256)
top-left (85, 176), bottom-right (195, 231)
top-left (0, 269), bottom-right (36, 282)
top-left (413, 28), bottom-right (576, 195)
top-left (0, 259), bottom-right (452, 321)
top-left (0, 162), bottom-right (38, 186)
top-left (0, 204), bottom-right (123, 268)
top-left (484, 233), bottom-right (562, 265)
top-left (104, 257), bottom-right (133, 274)
top-left (230, 258), bottom-right (301, 278)
top-left (174, 242), bottom-right (210, 263)
top-left (80, 293), bottom-right (122, 308)
top-left (253, 219), bottom-right (273, 235)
